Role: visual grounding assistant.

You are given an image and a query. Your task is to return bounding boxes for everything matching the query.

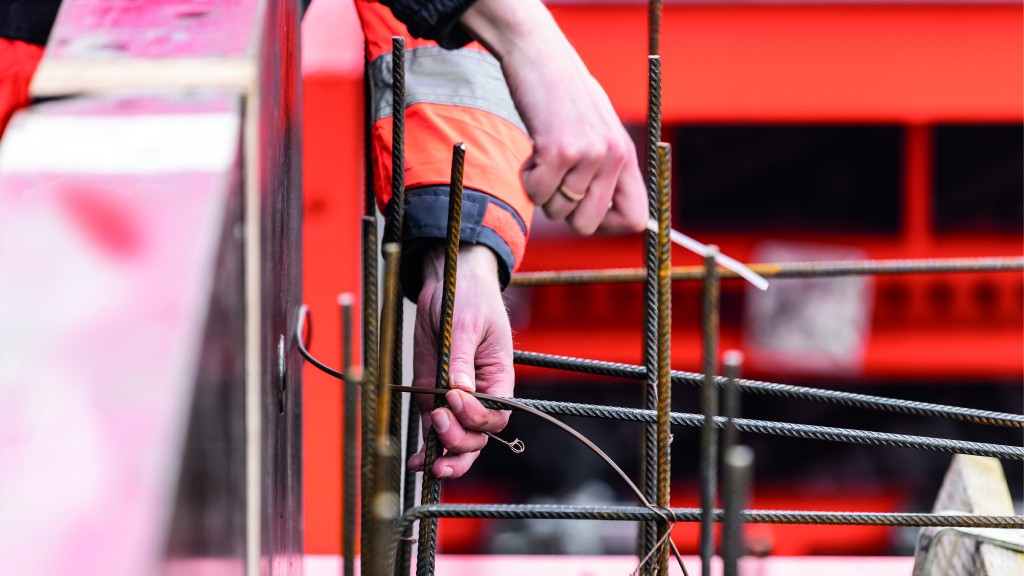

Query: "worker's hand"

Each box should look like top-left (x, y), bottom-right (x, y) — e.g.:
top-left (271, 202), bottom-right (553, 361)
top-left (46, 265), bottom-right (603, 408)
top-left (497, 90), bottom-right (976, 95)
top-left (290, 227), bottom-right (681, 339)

top-left (408, 244), bottom-right (513, 479)
top-left (461, 0), bottom-right (648, 236)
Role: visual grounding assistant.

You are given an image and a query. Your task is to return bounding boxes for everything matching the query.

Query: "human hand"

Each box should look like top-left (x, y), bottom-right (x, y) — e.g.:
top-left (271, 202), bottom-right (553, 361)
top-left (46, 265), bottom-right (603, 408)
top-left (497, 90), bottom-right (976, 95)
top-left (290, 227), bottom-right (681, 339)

top-left (461, 0), bottom-right (648, 236)
top-left (407, 244), bottom-right (513, 479)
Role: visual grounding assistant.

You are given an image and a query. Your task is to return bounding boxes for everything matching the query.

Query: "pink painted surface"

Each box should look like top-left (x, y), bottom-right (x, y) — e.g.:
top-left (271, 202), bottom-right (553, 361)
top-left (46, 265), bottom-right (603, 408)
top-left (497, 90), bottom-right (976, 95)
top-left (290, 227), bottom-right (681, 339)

top-left (304, 555), bottom-right (915, 576)
top-left (0, 95), bottom-right (241, 576)
top-left (46, 0), bottom-right (261, 59)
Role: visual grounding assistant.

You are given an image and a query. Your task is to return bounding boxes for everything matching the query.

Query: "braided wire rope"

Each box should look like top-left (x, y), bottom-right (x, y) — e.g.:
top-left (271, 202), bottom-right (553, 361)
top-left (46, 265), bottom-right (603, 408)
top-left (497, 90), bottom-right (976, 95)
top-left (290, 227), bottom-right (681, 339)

top-left (513, 350), bottom-right (1024, 428)
top-left (397, 504), bottom-right (1024, 533)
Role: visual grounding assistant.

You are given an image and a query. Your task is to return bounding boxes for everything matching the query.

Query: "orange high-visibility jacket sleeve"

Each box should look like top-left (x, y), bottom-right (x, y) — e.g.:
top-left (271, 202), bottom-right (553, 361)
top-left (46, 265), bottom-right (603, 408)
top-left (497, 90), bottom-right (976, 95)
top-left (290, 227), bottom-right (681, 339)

top-left (357, 0), bottom-right (535, 297)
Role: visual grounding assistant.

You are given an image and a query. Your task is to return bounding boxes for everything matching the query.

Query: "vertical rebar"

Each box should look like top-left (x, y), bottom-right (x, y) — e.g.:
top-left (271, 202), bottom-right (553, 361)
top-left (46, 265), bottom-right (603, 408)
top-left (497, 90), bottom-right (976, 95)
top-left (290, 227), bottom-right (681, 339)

top-left (360, 215), bottom-right (380, 575)
top-left (340, 294), bottom-right (357, 576)
top-left (700, 246), bottom-right (720, 576)
top-left (648, 0), bottom-right (662, 56)
top-left (639, 54), bottom-right (662, 574)
top-left (396, 405), bottom-right (420, 576)
top-left (722, 350), bottom-right (743, 466)
top-left (416, 143), bottom-right (466, 576)
top-left (385, 38), bottom-right (410, 576)
top-left (655, 142), bottom-right (673, 575)
top-left (723, 445), bottom-right (754, 576)
top-left (721, 350), bottom-right (744, 576)
top-left (376, 243), bottom-right (403, 576)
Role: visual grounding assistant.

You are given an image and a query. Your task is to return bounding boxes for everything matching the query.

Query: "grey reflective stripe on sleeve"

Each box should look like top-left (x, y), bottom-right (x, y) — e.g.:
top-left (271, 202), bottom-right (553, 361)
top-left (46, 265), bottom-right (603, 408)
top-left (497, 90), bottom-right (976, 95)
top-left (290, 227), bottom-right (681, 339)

top-left (369, 46), bottom-right (529, 135)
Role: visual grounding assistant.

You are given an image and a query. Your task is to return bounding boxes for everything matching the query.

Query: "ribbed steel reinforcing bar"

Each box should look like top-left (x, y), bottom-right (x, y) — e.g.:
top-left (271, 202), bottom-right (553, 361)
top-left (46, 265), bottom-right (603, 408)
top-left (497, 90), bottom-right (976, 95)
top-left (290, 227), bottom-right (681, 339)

top-left (387, 36), bottom-right (414, 576)
top-left (395, 504), bottom-right (1024, 534)
top-left (340, 297), bottom-right (357, 576)
top-left (509, 257), bottom-right (1024, 286)
top-left (360, 215), bottom-right (380, 575)
top-left (655, 142), bottom-right (673, 575)
top-left (699, 247), bottom-right (720, 576)
top-left (512, 350), bottom-right (1024, 428)
top-left (648, 0), bottom-right (662, 56)
top-left (375, 245), bottom-right (402, 576)
top-left (640, 53), bottom-right (663, 574)
top-left (417, 143), bottom-right (466, 576)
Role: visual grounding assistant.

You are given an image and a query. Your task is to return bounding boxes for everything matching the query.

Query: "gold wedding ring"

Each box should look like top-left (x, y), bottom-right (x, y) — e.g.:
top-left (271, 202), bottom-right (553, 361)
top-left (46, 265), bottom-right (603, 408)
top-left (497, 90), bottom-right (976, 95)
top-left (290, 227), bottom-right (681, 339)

top-left (557, 184), bottom-right (585, 203)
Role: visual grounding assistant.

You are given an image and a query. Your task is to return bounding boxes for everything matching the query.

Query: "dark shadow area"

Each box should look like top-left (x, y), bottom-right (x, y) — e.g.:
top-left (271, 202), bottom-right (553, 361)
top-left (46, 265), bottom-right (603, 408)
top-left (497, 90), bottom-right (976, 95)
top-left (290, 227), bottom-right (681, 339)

top-left (662, 125), bottom-right (903, 234)
top-left (934, 124), bottom-right (1024, 235)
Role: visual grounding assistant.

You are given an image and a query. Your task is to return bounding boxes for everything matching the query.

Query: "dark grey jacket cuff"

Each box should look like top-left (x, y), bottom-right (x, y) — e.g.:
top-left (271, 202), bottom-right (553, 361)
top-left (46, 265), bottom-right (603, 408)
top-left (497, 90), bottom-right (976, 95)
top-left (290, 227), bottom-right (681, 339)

top-left (385, 185), bottom-right (525, 301)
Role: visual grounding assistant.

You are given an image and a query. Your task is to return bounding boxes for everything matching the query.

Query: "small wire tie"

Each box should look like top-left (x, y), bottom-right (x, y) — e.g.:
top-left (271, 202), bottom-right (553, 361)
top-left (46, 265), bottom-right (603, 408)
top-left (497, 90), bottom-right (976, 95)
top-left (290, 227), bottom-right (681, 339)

top-left (486, 432), bottom-right (525, 454)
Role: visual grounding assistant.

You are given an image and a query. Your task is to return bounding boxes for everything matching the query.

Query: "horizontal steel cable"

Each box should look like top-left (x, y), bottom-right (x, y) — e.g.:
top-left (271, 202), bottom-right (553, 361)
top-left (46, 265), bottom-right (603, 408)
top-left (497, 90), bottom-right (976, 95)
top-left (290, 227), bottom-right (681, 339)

top-left (295, 312), bottom-right (1023, 430)
top-left (396, 504), bottom-right (1024, 537)
top-left (392, 386), bottom-right (1023, 462)
top-left (505, 397), bottom-right (1024, 461)
top-left (510, 256), bottom-right (1024, 287)
top-left (514, 350), bottom-right (1024, 429)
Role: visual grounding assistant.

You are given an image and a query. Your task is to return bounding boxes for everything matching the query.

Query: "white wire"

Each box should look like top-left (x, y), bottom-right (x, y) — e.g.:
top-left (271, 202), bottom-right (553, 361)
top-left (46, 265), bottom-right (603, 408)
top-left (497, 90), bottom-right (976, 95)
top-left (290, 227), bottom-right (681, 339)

top-left (647, 218), bottom-right (770, 291)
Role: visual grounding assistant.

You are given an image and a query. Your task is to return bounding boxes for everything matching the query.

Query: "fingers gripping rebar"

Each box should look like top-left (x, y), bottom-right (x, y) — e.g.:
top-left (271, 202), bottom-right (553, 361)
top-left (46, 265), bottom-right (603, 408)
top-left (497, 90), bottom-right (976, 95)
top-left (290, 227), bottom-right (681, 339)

top-left (416, 143), bottom-right (466, 576)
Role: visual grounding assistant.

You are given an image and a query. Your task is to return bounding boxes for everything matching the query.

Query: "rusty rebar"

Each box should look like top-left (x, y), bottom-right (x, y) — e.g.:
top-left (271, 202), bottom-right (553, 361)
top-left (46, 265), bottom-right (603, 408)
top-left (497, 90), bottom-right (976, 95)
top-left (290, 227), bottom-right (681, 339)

top-left (510, 256), bottom-right (1024, 287)
top-left (648, 0), bottom-right (662, 56)
top-left (640, 53), bottom-right (663, 574)
top-left (375, 244), bottom-right (402, 576)
top-left (700, 246), bottom-right (720, 576)
top-left (417, 143), bottom-right (466, 576)
top-left (360, 215), bottom-right (380, 575)
top-left (655, 142), bottom-right (673, 575)
top-left (396, 406), bottom-right (420, 576)
top-left (339, 294), bottom-right (357, 576)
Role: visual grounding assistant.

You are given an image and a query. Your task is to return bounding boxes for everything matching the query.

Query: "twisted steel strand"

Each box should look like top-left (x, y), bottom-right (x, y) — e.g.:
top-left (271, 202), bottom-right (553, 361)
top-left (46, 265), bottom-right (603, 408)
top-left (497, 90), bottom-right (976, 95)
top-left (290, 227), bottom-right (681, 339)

top-left (509, 257), bottom-right (1024, 287)
top-left (396, 504), bottom-right (1024, 534)
top-left (513, 350), bottom-right (1024, 428)
top-left (477, 396), bottom-right (1023, 461)
top-left (388, 385), bottom-right (1022, 460)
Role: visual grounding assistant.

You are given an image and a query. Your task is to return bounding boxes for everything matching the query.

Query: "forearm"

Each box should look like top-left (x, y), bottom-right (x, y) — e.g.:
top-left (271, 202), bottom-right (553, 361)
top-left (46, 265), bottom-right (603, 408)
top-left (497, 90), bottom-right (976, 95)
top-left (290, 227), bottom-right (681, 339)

top-left (458, 0), bottom-right (562, 61)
